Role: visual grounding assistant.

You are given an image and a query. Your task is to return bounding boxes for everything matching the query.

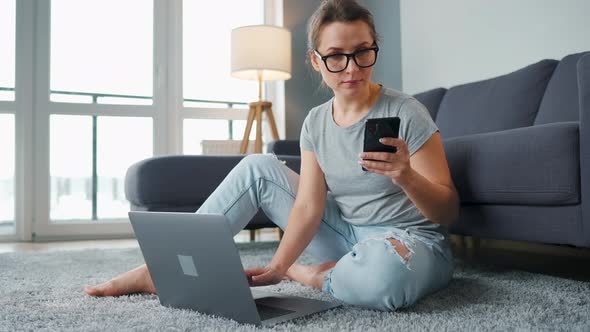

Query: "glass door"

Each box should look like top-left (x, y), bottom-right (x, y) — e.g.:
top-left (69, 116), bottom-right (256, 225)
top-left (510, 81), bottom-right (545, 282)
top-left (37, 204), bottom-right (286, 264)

top-left (33, 0), bottom-right (156, 239)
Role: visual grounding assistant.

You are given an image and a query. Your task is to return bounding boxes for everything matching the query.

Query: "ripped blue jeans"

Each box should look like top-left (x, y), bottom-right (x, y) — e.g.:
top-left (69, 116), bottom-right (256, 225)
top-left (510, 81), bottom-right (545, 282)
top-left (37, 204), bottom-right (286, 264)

top-left (196, 154), bottom-right (454, 311)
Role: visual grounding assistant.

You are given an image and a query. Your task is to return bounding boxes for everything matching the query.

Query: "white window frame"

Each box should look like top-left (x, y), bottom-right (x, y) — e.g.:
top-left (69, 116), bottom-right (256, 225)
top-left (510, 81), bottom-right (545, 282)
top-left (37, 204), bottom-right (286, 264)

top-left (0, 0), bottom-right (30, 242)
top-left (2, 0), bottom-right (284, 242)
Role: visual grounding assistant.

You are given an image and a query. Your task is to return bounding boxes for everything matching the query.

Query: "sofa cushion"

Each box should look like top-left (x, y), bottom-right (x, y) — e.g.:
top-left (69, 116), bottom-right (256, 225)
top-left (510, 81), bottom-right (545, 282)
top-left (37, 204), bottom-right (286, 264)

top-left (534, 52), bottom-right (589, 125)
top-left (443, 122), bottom-right (579, 205)
top-left (435, 59), bottom-right (558, 139)
top-left (413, 88), bottom-right (447, 120)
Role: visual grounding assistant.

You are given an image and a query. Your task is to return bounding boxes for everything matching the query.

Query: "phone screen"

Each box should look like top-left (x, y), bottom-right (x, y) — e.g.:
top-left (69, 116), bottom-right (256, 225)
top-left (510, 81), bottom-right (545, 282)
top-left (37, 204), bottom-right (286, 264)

top-left (362, 117), bottom-right (401, 171)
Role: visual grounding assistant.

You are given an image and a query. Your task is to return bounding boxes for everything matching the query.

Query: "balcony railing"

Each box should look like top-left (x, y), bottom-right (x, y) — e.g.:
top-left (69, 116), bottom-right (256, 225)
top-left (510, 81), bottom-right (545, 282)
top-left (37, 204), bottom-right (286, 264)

top-left (1, 86), bottom-right (248, 221)
top-left (1, 87), bottom-right (248, 139)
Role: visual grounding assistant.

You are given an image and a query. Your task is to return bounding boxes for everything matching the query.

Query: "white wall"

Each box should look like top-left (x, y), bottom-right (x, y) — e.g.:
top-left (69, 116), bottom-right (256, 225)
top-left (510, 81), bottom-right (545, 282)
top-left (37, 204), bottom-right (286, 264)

top-left (400, 0), bottom-right (590, 94)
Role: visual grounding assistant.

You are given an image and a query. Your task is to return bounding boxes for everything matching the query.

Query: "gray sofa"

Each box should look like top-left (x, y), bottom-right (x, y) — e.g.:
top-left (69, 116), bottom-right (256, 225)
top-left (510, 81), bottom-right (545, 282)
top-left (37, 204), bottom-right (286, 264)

top-left (125, 51), bottom-right (590, 248)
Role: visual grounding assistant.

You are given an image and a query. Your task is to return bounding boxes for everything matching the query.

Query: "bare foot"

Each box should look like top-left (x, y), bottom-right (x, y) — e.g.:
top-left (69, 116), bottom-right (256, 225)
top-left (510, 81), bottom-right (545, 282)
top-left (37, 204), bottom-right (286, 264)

top-left (285, 261), bottom-right (336, 289)
top-left (84, 264), bottom-right (156, 297)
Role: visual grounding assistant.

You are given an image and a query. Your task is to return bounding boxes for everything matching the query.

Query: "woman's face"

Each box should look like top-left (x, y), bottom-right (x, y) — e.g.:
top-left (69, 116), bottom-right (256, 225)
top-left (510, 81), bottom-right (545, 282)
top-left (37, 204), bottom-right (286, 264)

top-left (310, 20), bottom-right (376, 99)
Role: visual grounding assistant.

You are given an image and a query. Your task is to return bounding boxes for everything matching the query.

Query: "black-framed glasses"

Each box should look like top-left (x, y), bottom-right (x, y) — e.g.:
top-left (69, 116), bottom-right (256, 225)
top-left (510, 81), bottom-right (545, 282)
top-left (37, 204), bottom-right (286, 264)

top-left (313, 45), bottom-right (379, 73)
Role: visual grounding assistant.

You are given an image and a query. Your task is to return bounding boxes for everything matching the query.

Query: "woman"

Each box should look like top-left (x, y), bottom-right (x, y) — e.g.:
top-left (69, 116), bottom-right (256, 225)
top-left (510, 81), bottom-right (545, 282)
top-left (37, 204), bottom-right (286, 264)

top-left (85, 0), bottom-right (459, 311)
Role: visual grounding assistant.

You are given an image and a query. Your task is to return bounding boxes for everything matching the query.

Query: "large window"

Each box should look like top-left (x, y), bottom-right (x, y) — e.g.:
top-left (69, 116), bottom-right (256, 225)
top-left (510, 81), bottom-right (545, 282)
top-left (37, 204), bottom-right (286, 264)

top-left (47, 0), bottom-right (154, 224)
top-left (0, 0), bottom-right (15, 236)
top-left (50, 0), bottom-right (153, 104)
top-left (4, 1), bottom-right (282, 240)
top-left (182, 0), bottom-right (264, 154)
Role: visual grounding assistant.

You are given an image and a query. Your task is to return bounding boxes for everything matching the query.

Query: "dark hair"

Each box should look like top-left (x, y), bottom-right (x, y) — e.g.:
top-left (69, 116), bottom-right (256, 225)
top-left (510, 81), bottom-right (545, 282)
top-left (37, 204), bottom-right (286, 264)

top-left (307, 0), bottom-right (380, 52)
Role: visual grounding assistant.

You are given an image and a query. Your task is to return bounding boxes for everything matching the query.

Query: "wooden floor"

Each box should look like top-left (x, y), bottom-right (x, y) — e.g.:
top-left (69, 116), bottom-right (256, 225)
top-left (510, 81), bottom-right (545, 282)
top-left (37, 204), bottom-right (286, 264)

top-left (0, 228), bottom-right (280, 254)
top-left (1, 229), bottom-right (589, 282)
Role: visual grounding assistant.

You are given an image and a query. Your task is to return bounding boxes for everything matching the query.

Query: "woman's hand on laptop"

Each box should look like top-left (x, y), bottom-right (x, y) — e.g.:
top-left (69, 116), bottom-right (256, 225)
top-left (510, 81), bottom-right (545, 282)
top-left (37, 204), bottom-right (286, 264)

top-left (245, 265), bottom-right (285, 287)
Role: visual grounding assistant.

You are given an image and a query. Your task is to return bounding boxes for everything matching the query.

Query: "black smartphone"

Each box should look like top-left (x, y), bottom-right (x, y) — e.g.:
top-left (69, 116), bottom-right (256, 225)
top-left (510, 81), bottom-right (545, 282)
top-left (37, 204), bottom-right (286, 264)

top-left (362, 117), bottom-right (401, 171)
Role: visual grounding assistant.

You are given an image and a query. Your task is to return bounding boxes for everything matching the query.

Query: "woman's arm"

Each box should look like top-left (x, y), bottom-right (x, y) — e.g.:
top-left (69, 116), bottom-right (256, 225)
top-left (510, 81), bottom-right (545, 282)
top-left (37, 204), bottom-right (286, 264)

top-left (247, 149), bottom-right (327, 286)
top-left (396, 132), bottom-right (459, 225)
top-left (360, 132), bottom-right (459, 226)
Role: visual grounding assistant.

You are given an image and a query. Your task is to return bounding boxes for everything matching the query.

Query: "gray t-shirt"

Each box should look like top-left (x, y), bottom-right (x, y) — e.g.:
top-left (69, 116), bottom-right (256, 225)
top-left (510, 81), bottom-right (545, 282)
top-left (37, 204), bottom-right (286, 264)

top-left (300, 86), bottom-right (448, 239)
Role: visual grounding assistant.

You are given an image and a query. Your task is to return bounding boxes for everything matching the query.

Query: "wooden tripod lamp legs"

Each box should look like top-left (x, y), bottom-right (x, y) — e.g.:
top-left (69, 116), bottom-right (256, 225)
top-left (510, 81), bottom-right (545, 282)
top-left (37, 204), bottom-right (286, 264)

top-left (240, 101), bottom-right (280, 154)
top-left (239, 101), bottom-right (282, 240)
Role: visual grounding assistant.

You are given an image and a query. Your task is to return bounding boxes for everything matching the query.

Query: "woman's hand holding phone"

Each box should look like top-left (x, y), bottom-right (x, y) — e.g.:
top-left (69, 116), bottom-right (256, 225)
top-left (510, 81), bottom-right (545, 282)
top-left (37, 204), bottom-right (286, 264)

top-left (359, 137), bottom-right (412, 185)
top-left (360, 117), bottom-right (412, 185)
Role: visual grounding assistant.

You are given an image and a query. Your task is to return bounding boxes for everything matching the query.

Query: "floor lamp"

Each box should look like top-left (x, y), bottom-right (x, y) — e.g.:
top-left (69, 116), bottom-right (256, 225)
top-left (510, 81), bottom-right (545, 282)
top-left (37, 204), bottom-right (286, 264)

top-left (231, 25), bottom-right (292, 154)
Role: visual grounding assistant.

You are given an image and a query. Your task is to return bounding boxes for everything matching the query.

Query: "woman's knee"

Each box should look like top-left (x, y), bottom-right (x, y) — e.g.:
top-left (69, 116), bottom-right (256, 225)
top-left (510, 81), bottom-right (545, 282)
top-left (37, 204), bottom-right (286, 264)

top-left (237, 154), bottom-right (285, 177)
top-left (324, 239), bottom-right (414, 311)
top-left (239, 154), bottom-right (275, 170)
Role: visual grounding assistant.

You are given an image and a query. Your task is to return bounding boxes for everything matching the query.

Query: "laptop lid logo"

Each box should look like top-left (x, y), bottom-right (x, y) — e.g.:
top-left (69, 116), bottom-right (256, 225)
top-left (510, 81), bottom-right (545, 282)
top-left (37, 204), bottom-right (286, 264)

top-left (177, 254), bottom-right (199, 277)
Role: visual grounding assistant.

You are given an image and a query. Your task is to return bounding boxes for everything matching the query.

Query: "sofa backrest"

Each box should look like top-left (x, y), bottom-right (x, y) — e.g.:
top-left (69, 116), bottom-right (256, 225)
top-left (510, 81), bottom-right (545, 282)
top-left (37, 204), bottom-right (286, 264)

top-left (267, 140), bottom-right (300, 156)
top-left (434, 59), bottom-right (558, 139)
top-left (534, 52), bottom-right (589, 125)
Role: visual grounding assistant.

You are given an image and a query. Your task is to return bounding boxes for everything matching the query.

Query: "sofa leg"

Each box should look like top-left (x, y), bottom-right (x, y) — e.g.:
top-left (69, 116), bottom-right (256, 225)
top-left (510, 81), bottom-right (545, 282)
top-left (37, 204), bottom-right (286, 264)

top-left (250, 230), bottom-right (256, 242)
top-left (453, 235), bottom-right (465, 252)
top-left (473, 237), bottom-right (481, 250)
top-left (465, 236), bottom-right (481, 251)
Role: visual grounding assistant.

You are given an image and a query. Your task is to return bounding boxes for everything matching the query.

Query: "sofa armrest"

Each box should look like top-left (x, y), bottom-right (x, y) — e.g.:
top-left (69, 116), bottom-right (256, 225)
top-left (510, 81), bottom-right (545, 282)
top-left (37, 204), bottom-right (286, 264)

top-left (578, 53), bottom-right (590, 245)
top-left (444, 122), bottom-right (580, 205)
top-left (125, 155), bottom-right (247, 207)
top-left (125, 154), bottom-right (302, 208)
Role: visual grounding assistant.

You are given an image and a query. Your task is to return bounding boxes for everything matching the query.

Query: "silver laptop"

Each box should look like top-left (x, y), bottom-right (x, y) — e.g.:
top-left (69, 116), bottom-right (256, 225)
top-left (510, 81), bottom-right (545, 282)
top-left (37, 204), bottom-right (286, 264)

top-left (128, 211), bottom-right (341, 326)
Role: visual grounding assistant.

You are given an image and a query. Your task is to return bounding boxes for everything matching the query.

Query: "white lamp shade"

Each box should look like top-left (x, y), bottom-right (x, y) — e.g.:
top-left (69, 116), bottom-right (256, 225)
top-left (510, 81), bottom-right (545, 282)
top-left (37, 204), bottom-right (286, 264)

top-left (231, 25), bottom-right (291, 81)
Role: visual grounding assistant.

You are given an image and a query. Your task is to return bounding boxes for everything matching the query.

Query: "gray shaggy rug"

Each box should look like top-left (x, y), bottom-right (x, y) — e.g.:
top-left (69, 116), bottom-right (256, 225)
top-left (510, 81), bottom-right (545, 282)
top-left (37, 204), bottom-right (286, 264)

top-left (1, 241), bottom-right (589, 331)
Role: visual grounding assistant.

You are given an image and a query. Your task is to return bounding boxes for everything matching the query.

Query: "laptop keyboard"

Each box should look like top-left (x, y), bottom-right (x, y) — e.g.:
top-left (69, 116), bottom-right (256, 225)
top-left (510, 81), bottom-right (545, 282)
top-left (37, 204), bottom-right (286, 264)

top-left (255, 303), bottom-right (295, 321)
